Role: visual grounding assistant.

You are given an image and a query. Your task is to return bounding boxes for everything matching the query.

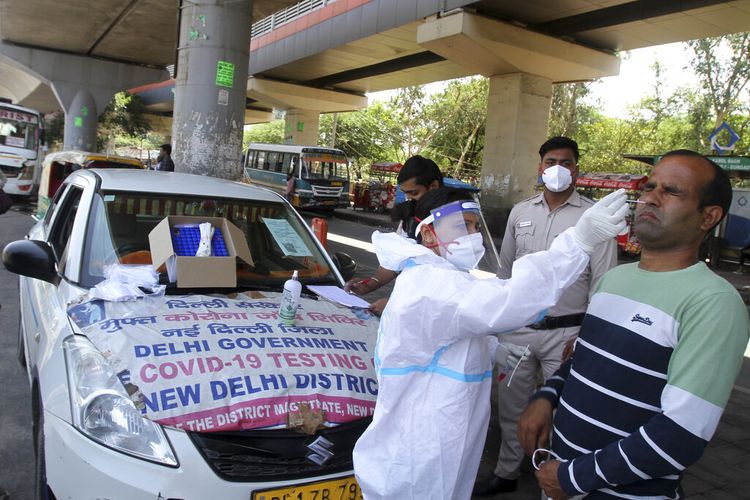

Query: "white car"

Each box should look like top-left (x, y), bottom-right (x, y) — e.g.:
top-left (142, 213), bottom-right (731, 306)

top-left (3, 169), bottom-right (374, 500)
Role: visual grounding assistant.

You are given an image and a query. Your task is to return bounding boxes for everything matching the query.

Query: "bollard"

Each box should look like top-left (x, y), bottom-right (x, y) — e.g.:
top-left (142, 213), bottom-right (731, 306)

top-left (312, 217), bottom-right (328, 249)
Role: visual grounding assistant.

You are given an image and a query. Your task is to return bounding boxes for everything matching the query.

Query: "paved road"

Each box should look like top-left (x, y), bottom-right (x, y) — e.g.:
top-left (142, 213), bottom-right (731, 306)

top-left (0, 203), bottom-right (36, 500)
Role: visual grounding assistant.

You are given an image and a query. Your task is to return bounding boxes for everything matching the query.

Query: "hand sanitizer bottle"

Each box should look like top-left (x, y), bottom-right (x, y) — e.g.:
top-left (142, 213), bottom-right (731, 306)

top-left (279, 270), bottom-right (301, 326)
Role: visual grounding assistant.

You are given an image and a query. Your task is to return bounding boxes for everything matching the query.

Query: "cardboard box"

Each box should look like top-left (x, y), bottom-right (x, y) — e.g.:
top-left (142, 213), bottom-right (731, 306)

top-left (149, 216), bottom-right (253, 288)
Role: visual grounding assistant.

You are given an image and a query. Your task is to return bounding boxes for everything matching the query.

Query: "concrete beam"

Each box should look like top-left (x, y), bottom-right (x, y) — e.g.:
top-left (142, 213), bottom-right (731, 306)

top-left (0, 41), bottom-right (167, 115)
top-left (1, 40), bottom-right (167, 150)
top-left (247, 78), bottom-right (367, 113)
top-left (245, 108), bottom-right (273, 124)
top-left (417, 11), bottom-right (620, 82)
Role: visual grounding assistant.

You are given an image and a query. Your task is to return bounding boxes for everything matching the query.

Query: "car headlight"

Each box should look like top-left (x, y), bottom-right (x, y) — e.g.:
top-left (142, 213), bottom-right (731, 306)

top-left (63, 335), bottom-right (178, 466)
top-left (19, 161), bottom-right (35, 180)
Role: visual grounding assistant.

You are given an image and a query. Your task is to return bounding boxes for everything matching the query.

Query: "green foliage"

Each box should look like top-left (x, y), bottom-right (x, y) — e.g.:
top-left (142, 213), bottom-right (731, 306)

top-left (422, 77), bottom-right (488, 178)
top-left (243, 120), bottom-right (285, 147)
top-left (318, 78), bottom-right (488, 181)
top-left (687, 33), bottom-right (750, 129)
top-left (44, 111), bottom-right (65, 150)
top-left (97, 92), bottom-right (152, 152)
top-left (548, 82), bottom-right (597, 138)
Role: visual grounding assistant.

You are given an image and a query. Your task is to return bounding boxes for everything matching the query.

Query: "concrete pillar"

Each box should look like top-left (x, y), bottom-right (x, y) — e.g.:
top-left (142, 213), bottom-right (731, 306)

top-left (480, 73), bottom-right (552, 233)
top-left (283, 109), bottom-right (320, 145)
top-left (63, 89), bottom-right (98, 151)
top-left (172, 0), bottom-right (252, 180)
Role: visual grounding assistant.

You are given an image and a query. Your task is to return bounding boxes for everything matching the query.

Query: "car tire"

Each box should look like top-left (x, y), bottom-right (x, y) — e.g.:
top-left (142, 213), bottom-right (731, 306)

top-left (33, 390), bottom-right (51, 500)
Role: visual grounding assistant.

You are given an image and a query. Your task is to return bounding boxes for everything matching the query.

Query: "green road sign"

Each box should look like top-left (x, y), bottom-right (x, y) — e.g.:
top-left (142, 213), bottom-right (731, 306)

top-left (216, 61), bottom-right (235, 88)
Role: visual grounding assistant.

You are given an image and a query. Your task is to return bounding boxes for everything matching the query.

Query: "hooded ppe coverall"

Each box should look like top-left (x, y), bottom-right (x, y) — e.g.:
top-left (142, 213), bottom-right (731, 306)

top-left (352, 228), bottom-right (590, 500)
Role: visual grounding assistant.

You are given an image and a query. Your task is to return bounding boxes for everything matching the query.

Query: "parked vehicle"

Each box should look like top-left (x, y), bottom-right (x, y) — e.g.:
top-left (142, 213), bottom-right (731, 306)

top-left (243, 143), bottom-right (350, 210)
top-left (37, 150), bottom-right (145, 218)
top-left (0, 100), bottom-right (45, 196)
top-left (3, 169), bottom-right (373, 499)
top-left (352, 161), bottom-right (399, 212)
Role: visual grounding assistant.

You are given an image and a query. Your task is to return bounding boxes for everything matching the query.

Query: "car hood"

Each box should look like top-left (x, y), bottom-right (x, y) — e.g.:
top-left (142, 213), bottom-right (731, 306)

top-left (67, 292), bottom-right (379, 433)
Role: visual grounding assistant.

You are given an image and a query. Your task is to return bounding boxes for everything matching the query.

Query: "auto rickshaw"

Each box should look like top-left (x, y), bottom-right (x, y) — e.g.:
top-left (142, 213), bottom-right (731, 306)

top-left (37, 150), bottom-right (145, 217)
top-left (353, 161), bottom-right (400, 212)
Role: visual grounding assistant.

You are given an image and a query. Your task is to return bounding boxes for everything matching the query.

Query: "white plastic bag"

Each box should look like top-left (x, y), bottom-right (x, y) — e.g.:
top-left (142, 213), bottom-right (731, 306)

top-left (89, 264), bottom-right (165, 302)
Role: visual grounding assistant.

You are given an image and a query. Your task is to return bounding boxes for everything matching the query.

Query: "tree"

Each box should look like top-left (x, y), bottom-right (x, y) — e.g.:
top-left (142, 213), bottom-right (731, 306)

top-left (243, 120), bottom-right (285, 147)
top-left (44, 111), bottom-right (65, 150)
top-left (97, 92), bottom-right (151, 152)
top-left (548, 81), bottom-right (596, 138)
top-left (688, 33), bottom-right (750, 130)
top-left (423, 77), bottom-right (488, 179)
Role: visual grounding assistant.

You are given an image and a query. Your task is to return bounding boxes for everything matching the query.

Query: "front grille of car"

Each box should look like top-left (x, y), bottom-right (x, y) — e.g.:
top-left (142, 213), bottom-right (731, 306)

top-left (188, 417), bottom-right (371, 482)
top-left (0, 165), bottom-right (19, 177)
top-left (311, 185), bottom-right (343, 198)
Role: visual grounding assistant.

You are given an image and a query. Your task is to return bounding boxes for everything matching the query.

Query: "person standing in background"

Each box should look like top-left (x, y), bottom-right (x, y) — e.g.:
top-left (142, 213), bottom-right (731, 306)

top-left (155, 144), bottom-right (175, 172)
top-left (474, 136), bottom-right (618, 496)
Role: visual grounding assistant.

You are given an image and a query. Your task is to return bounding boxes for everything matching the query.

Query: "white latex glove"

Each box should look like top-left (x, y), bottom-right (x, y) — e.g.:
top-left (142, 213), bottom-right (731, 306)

top-left (494, 342), bottom-right (530, 369)
top-left (573, 188), bottom-right (629, 254)
top-left (195, 222), bottom-right (214, 257)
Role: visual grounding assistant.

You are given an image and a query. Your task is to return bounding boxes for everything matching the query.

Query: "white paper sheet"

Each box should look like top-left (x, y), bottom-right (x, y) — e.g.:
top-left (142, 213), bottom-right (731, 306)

top-left (307, 285), bottom-right (371, 309)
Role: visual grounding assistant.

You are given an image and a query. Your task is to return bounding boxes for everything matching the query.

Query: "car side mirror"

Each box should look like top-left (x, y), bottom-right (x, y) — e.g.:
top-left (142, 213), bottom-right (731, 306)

top-left (332, 251), bottom-right (356, 282)
top-left (2, 240), bottom-right (60, 285)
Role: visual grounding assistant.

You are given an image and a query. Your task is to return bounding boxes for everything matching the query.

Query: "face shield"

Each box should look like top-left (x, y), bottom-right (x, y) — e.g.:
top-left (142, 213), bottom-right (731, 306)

top-left (415, 199), bottom-right (501, 274)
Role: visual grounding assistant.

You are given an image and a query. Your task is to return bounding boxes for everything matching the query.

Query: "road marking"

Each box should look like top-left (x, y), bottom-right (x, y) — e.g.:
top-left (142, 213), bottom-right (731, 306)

top-left (327, 232), bottom-right (375, 253)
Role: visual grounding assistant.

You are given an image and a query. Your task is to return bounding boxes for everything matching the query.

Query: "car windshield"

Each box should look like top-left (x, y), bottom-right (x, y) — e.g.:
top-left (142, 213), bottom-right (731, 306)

top-left (0, 109), bottom-right (39, 150)
top-left (81, 190), bottom-right (337, 289)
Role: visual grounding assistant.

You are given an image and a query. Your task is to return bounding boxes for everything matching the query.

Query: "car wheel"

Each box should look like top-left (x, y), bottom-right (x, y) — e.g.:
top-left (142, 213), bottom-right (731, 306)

top-left (33, 391), bottom-right (52, 500)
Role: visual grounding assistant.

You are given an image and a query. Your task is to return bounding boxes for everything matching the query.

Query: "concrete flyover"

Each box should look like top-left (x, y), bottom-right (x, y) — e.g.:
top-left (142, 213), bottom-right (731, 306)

top-left (0, 0), bottom-right (299, 176)
top-left (3, 1), bottom-right (750, 190)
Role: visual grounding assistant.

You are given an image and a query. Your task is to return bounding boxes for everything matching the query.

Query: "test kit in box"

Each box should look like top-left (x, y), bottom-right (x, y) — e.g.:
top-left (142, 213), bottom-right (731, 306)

top-left (148, 216), bottom-right (253, 288)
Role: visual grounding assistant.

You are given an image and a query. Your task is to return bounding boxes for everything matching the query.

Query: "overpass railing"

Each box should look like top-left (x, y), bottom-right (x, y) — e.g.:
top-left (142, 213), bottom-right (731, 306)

top-left (251, 0), bottom-right (334, 38)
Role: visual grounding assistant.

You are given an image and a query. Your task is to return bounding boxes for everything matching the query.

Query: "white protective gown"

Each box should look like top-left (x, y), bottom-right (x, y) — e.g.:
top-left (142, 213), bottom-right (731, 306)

top-left (352, 228), bottom-right (590, 500)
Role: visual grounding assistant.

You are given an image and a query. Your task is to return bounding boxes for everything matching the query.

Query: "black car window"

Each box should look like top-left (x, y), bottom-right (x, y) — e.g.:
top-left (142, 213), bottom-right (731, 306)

top-left (43, 182), bottom-right (69, 226)
top-left (47, 186), bottom-right (83, 263)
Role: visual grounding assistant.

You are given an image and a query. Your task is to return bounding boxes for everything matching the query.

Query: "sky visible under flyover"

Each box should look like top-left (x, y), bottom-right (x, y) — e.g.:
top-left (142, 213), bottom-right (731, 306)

top-left (368, 42), bottom-right (699, 119)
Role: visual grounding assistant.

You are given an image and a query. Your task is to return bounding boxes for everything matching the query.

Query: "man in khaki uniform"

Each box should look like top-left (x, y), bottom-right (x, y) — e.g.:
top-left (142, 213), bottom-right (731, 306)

top-left (474, 136), bottom-right (618, 496)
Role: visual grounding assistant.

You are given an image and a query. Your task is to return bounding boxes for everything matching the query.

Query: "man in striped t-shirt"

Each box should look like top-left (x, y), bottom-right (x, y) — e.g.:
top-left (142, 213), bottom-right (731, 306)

top-left (518, 150), bottom-right (750, 499)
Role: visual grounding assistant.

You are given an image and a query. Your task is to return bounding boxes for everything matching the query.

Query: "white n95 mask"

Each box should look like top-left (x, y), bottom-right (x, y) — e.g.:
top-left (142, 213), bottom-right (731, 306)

top-left (542, 165), bottom-right (573, 192)
top-left (445, 232), bottom-right (485, 271)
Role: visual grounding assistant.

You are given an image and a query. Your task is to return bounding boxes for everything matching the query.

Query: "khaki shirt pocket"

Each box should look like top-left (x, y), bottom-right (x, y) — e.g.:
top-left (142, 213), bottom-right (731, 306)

top-left (514, 224), bottom-right (536, 257)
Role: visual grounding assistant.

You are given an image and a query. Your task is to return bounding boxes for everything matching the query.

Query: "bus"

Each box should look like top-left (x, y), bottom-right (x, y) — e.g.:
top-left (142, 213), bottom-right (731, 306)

top-left (0, 100), bottom-right (45, 197)
top-left (243, 143), bottom-right (350, 209)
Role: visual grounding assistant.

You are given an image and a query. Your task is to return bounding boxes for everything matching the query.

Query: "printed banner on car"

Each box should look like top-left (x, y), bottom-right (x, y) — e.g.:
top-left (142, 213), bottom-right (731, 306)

top-left (68, 293), bottom-right (378, 432)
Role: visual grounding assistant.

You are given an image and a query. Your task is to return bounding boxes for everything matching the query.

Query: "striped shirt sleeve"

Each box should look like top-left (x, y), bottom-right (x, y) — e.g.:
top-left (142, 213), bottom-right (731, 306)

top-left (556, 291), bottom-right (749, 496)
top-left (532, 358), bottom-right (572, 407)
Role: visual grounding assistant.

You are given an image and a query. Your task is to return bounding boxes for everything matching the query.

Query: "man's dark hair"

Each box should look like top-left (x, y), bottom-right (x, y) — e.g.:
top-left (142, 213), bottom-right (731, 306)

top-left (160, 144), bottom-right (172, 155)
top-left (413, 187), bottom-right (473, 242)
top-left (660, 149), bottom-right (732, 222)
top-left (397, 155), bottom-right (444, 187)
top-left (539, 136), bottom-right (579, 161)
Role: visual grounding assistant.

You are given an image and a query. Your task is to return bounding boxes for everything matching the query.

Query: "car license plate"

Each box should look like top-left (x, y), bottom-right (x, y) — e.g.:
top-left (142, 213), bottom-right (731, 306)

top-left (252, 476), bottom-right (362, 500)
top-left (323, 200), bottom-right (336, 205)
top-left (331, 182), bottom-right (342, 186)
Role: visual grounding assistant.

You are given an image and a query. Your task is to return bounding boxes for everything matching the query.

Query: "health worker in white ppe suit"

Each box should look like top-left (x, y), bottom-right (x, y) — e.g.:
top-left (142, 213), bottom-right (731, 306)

top-left (352, 186), bottom-right (629, 500)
